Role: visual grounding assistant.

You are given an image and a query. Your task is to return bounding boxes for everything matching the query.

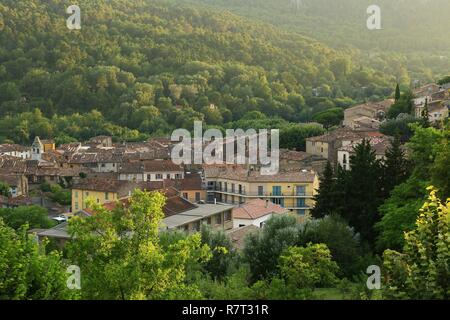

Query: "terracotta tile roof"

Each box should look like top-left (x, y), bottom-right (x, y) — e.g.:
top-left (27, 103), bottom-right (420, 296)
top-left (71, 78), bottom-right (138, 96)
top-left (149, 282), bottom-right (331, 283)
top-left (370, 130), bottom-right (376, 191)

top-left (0, 156), bottom-right (27, 173)
top-left (226, 225), bottom-right (259, 250)
top-left (167, 173), bottom-right (203, 191)
top-left (0, 173), bottom-right (22, 187)
top-left (204, 164), bottom-right (317, 183)
top-left (345, 99), bottom-right (394, 113)
top-left (83, 187), bottom-right (197, 218)
top-left (232, 199), bottom-right (288, 220)
top-left (143, 160), bottom-right (183, 172)
top-left (306, 127), bottom-right (383, 143)
top-left (0, 144), bottom-right (30, 153)
top-left (339, 136), bottom-right (393, 155)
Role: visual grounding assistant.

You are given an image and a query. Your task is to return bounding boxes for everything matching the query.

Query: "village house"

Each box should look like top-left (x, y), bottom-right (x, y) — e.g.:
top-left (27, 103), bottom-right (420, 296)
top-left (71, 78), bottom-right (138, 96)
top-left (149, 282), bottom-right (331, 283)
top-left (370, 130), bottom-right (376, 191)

top-left (413, 83), bottom-right (450, 123)
top-left (166, 172), bottom-right (206, 203)
top-left (118, 159), bottom-right (184, 182)
top-left (31, 137), bottom-right (55, 161)
top-left (279, 149), bottom-right (328, 175)
top-left (337, 136), bottom-right (393, 171)
top-left (0, 173), bottom-right (29, 197)
top-left (232, 198), bottom-right (289, 228)
top-left (305, 127), bottom-right (384, 165)
top-left (343, 99), bottom-right (394, 128)
top-left (204, 164), bottom-right (319, 221)
top-left (0, 144), bottom-right (31, 159)
top-left (70, 178), bottom-right (151, 212)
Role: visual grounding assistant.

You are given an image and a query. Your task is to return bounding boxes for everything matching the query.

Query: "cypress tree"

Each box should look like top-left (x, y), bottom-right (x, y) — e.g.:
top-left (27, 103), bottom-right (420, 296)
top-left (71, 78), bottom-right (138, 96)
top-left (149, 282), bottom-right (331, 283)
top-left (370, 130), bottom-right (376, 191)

top-left (311, 161), bottom-right (335, 219)
top-left (382, 136), bottom-right (410, 197)
top-left (341, 140), bottom-right (384, 247)
top-left (395, 83), bottom-right (401, 101)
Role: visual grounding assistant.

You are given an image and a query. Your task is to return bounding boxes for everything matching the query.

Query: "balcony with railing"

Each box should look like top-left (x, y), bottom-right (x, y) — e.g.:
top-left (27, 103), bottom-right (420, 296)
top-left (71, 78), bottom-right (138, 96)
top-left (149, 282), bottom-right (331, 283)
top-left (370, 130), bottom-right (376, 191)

top-left (208, 186), bottom-right (313, 198)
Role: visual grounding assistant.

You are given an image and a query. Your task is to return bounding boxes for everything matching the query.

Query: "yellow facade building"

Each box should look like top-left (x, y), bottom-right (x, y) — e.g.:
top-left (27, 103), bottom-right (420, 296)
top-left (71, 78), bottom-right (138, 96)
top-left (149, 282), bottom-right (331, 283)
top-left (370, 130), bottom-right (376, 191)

top-left (204, 165), bottom-right (319, 222)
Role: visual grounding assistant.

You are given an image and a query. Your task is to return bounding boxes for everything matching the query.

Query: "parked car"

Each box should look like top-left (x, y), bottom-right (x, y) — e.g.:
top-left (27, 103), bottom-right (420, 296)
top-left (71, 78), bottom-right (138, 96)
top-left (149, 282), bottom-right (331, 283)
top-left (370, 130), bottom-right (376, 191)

top-left (52, 215), bottom-right (69, 223)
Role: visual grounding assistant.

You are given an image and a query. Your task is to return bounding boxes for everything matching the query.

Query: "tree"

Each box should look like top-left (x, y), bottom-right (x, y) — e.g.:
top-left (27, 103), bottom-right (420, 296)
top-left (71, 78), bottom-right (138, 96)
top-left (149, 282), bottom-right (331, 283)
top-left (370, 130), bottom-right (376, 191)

top-left (382, 187), bottom-right (450, 299)
top-left (0, 219), bottom-right (76, 299)
top-left (0, 182), bottom-right (11, 197)
top-left (437, 76), bottom-right (450, 85)
top-left (66, 190), bottom-right (212, 300)
top-left (382, 136), bottom-right (410, 197)
top-left (376, 125), bottom-right (445, 251)
top-left (311, 161), bottom-right (335, 219)
top-left (387, 91), bottom-right (414, 119)
top-left (394, 83), bottom-right (400, 102)
top-left (298, 215), bottom-right (372, 278)
top-left (252, 244), bottom-right (339, 300)
top-left (0, 206), bottom-right (54, 230)
top-left (312, 108), bottom-right (344, 129)
top-left (243, 214), bottom-right (299, 283)
top-left (339, 140), bottom-right (383, 247)
top-left (200, 225), bottom-right (237, 280)
top-left (376, 177), bottom-right (428, 251)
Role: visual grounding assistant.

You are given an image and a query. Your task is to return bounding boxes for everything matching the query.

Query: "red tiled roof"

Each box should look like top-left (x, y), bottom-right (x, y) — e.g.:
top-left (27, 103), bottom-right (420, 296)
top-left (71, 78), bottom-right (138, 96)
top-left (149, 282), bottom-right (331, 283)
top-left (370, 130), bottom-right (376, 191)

top-left (232, 199), bottom-right (288, 220)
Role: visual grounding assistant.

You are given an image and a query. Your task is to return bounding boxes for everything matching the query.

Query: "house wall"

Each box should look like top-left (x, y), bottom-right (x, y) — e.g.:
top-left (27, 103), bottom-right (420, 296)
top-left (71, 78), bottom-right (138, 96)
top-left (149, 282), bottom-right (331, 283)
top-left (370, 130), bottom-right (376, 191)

top-left (176, 209), bottom-right (233, 232)
top-left (207, 177), bottom-right (318, 218)
top-left (181, 189), bottom-right (206, 203)
top-left (233, 214), bottom-right (274, 229)
top-left (306, 140), bottom-right (330, 160)
top-left (96, 162), bottom-right (118, 173)
top-left (71, 188), bottom-right (118, 212)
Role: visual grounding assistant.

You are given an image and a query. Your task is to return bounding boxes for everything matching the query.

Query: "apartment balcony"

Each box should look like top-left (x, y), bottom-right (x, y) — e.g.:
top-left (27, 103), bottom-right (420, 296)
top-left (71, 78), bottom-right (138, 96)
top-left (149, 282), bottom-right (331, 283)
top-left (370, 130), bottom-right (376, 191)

top-left (208, 188), bottom-right (313, 198)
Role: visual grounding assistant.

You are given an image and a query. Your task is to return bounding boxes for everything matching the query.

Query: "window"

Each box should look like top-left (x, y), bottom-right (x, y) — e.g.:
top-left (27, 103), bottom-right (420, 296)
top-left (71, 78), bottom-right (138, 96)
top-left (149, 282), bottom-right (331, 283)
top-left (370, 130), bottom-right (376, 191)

top-left (156, 174), bottom-right (163, 180)
top-left (101, 164), bottom-right (106, 167)
top-left (272, 198), bottom-right (284, 206)
top-left (183, 193), bottom-right (188, 199)
top-left (272, 186), bottom-right (282, 196)
top-left (296, 186), bottom-right (306, 196)
top-left (343, 154), bottom-right (347, 164)
top-left (147, 174), bottom-right (151, 181)
top-left (75, 203), bottom-right (79, 210)
top-left (97, 198), bottom-right (100, 203)
top-left (239, 224), bottom-right (246, 228)
top-left (216, 214), bottom-right (222, 225)
top-left (224, 211), bottom-right (232, 221)
top-left (105, 192), bottom-right (109, 200)
top-left (207, 217), bottom-right (212, 225)
top-left (195, 192), bottom-right (201, 202)
top-left (75, 191), bottom-right (78, 198)
top-left (167, 174), bottom-right (171, 179)
top-left (231, 184), bottom-right (235, 193)
top-left (238, 184), bottom-right (242, 194)
top-left (296, 198), bottom-right (305, 208)
top-left (297, 209), bottom-right (306, 216)
top-left (85, 192), bottom-right (89, 196)
top-left (258, 186), bottom-right (264, 196)
top-left (175, 173), bottom-right (182, 179)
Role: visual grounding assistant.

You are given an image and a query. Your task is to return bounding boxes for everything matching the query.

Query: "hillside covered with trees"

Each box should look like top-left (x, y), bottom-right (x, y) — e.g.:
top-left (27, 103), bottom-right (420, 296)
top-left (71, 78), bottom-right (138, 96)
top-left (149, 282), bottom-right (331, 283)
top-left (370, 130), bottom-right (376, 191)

top-left (0, 0), bottom-right (411, 144)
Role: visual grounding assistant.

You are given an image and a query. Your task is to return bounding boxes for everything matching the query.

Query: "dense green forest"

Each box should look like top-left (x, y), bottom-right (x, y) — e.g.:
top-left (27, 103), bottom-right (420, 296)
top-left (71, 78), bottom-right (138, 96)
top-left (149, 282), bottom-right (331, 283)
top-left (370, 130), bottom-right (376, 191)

top-left (182, 0), bottom-right (450, 76)
top-left (0, 0), bottom-right (418, 144)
